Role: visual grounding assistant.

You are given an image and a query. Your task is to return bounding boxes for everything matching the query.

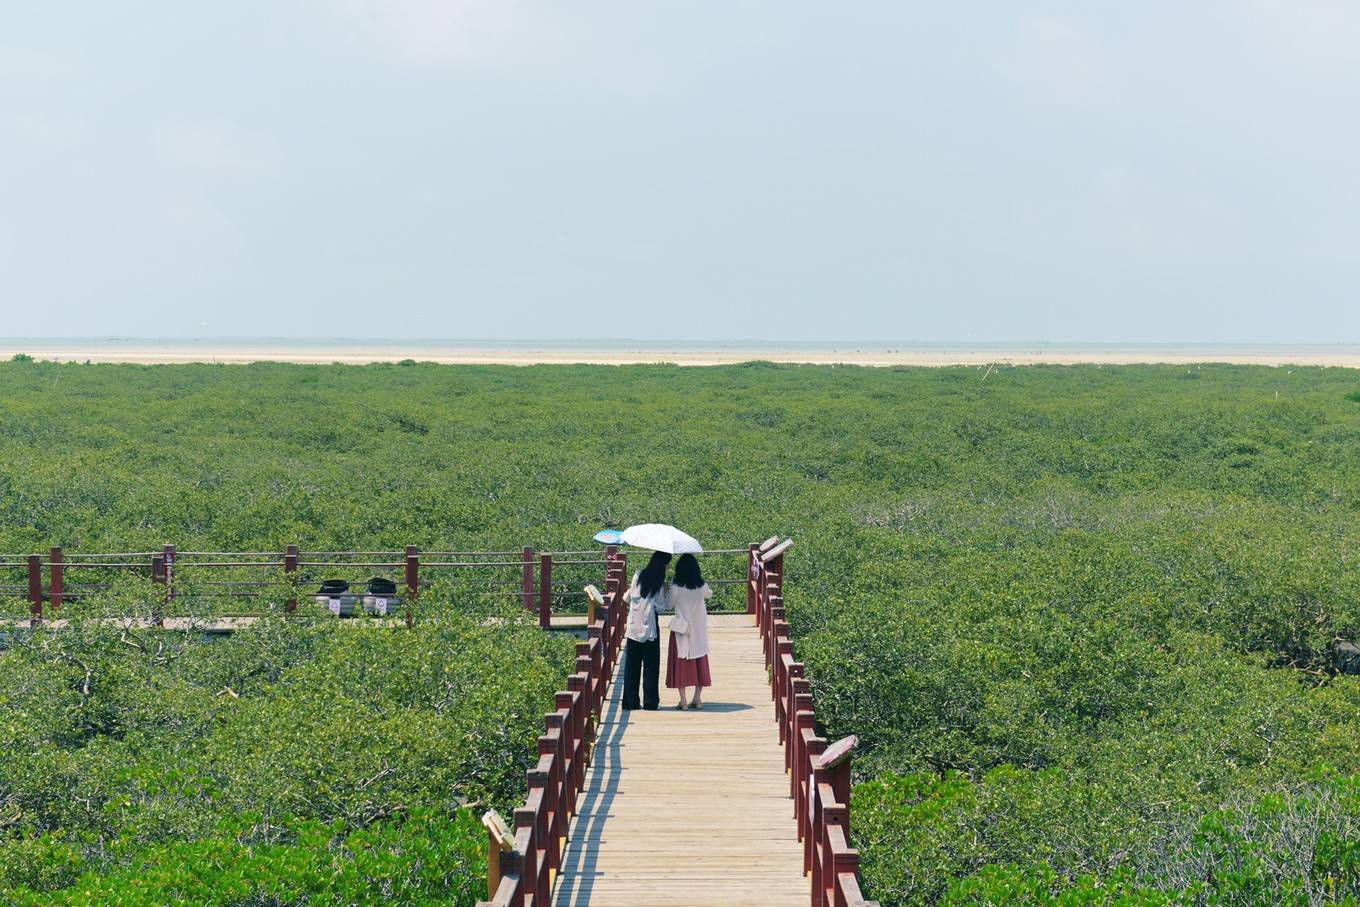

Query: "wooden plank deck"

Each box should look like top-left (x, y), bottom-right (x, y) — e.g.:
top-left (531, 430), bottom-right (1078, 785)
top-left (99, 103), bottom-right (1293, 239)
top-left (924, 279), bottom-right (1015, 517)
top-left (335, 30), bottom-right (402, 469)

top-left (553, 613), bottom-right (807, 907)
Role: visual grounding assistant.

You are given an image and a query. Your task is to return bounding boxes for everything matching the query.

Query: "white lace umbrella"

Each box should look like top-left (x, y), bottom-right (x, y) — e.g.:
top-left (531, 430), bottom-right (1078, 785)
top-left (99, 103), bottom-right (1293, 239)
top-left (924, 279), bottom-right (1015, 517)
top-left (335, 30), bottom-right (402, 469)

top-left (620, 523), bottom-right (704, 554)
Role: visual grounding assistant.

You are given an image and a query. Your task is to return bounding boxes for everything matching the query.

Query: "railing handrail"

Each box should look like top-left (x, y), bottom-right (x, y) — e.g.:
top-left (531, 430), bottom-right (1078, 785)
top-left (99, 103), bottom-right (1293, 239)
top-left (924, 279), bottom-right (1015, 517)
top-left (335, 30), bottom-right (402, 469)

top-left (6, 544), bottom-right (747, 626)
top-left (477, 548), bottom-right (629, 907)
top-left (0, 546), bottom-right (751, 558)
top-left (750, 539), bottom-right (880, 907)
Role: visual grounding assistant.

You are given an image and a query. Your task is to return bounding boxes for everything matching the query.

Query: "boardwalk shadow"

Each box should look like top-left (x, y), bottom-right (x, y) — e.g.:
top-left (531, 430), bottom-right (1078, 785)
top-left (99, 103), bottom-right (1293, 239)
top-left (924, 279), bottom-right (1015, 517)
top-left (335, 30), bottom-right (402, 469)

top-left (553, 672), bottom-right (630, 907)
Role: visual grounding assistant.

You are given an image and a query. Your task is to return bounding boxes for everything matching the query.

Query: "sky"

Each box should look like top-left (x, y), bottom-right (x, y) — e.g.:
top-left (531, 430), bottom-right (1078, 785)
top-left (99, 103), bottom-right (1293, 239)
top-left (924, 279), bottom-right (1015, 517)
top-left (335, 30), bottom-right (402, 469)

top-left (1, 1), bottom-right (1358, 343)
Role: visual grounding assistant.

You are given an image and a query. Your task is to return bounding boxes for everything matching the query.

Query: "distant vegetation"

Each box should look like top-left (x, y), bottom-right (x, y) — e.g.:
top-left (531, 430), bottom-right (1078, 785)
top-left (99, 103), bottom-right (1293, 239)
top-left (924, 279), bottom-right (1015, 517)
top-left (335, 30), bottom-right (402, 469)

top-left (2, 360), bottom-right (1359, 904)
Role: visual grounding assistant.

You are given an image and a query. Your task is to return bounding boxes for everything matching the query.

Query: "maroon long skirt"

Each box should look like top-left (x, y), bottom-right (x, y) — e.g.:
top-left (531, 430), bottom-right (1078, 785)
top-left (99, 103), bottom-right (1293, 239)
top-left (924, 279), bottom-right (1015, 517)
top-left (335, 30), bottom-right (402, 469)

top-left (666, 634), bottom-right (712, 688)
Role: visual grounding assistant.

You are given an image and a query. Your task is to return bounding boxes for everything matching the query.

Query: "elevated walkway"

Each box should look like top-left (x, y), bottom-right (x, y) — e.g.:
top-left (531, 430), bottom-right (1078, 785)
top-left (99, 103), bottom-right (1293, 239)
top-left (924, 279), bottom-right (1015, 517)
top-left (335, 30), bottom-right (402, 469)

top-left (553, 614), bottom-right (807, 906)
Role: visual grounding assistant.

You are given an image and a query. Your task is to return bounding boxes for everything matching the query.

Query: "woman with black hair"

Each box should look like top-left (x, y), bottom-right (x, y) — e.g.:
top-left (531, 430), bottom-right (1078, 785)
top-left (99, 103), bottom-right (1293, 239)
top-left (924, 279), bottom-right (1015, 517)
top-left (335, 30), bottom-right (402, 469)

top-left (666, 553), bottom-right (713, 709)
top-left (622, 550), bottom-right (671, 710)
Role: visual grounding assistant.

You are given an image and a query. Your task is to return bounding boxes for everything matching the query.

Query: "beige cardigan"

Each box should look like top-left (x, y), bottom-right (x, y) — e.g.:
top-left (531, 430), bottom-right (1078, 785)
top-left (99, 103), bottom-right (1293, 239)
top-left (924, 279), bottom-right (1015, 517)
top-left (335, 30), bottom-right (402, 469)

top-left (668, 582), bottom-right (712, 660)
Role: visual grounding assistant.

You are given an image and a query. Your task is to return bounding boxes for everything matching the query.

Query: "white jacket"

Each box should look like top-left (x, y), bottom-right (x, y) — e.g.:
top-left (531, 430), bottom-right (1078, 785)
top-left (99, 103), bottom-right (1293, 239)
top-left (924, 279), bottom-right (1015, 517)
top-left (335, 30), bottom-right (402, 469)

top-left (668, 582), bottom-right (712, 660)
top-left (625, 572), bottom-right (670, 642)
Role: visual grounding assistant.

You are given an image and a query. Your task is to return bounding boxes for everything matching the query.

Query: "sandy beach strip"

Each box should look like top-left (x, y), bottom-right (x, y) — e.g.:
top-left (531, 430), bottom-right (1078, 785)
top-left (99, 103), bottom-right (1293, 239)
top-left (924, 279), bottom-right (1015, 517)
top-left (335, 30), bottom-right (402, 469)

top-left (3, 342), bottom-right (1360, 368)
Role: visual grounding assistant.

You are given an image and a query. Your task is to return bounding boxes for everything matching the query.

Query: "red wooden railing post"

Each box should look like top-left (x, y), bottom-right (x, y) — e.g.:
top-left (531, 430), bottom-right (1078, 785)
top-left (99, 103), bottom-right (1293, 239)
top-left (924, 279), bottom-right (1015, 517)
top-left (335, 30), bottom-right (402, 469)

top-left (751, 548), bottom-right (762, 632)
top-left (27, 554), bottom-right (43, 627)
top-left (771, 597), bottom-right (788, 669)
top-left (523, 765), bottom-right (552, 881)
top-left (775, 635), bottom-right (793, 705)
top-left (512, 805), bottom-right (540, 907)
top-left (605, 549), bottom-right (624, 651)
top-left (602, 549), bottom-right (624, 677)
top-left (575, 642), bottom-right (594, 723)
top-left (551, 725), bottom-right (568, 850)
top-left (568, 674), bottom-right (589, 803)
top-left (536, 730), bottom-right (564, 866)
top-left (833, 849), bottom-right (860, 907)
top-left (539, 554), bottom-right (553, 629)
top-left (555, 690), bottom-right (580, 795)
top-left (814, 735), bottom-right (861, 907)
top-left (494, 836), bottom-right (525, 907)
top-left (284, 544), bottom-right (298, 612)
top-left (766, 580), bottom-right (781, 636)
top-left (404, 545), bottom-right (420, 596)
top-left (812, 778), bottom-right (827, 907)
top-left (404, 546), bottom-right (419, 627)
top-left (615, 551), bottom-right (628, 657)
top-left (522, 546), bottom-right (536, 612)
top-left (793, 703), bottom-right (816, 806)
top-left (829, 748), bottom-right (853, 842)
top-left (807, 744), bottom-right (831, 878)
top-left (48, 546), bottom-right (63, 611)
top-left (598, 545), bottom-right (619, 681)
top-left (783, 671), bottom-right (808, 755)
top-left (596, 606), bottom-right (613, 682)
top-left (590, 633), bottom-right (604, 713)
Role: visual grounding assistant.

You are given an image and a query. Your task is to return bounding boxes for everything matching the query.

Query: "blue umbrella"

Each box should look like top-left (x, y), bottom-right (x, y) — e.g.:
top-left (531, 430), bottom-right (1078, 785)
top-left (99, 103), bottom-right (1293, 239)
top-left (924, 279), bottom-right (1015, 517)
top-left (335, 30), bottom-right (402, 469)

top-left (593, 528), bottom-right (624, 545)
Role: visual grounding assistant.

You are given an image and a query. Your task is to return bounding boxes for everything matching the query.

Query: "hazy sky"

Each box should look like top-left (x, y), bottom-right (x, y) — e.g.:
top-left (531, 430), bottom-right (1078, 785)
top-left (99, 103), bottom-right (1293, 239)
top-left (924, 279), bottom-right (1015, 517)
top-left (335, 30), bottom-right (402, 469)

top-left (2, 2), bottom-right (1357, 342)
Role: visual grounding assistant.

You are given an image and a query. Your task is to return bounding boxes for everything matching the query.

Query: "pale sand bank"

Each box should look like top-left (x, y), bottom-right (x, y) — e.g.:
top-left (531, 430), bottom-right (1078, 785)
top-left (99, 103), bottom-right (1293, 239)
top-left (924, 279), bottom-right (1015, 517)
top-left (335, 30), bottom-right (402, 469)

top-left (4, 341), bottom-right (1360, 368)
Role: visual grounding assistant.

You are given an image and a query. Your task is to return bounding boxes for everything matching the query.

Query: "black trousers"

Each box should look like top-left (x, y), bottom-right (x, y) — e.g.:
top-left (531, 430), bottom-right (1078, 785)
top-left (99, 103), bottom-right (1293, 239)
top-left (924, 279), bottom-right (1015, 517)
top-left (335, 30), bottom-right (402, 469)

top-left (622, 637), bottom-right (660, 710)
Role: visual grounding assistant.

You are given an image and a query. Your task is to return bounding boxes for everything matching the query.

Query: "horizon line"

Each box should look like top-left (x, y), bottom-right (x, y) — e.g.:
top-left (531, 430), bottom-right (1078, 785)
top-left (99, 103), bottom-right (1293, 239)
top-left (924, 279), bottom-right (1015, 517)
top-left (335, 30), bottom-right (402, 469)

top-left (4, 337), bottom-right (1360, 348)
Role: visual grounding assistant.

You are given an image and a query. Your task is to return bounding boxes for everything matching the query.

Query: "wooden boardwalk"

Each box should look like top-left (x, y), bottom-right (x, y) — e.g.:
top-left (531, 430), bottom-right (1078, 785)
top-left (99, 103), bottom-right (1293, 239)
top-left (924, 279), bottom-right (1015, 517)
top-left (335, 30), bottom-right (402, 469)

top-left (553, 613), bottom-right (808, 907)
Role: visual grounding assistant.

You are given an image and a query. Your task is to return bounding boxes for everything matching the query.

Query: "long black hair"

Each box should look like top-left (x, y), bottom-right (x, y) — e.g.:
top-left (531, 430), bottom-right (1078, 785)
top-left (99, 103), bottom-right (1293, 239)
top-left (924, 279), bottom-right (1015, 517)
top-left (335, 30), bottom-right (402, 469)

top-left (637, 551), bottom-right (671, 600)
top-left (673, 553), bottom-right (704, 590)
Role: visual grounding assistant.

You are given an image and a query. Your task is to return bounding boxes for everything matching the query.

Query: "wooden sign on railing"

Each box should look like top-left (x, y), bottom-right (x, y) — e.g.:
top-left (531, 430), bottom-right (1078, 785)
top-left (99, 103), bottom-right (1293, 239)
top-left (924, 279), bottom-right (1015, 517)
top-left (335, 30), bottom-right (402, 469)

top-left (481, 809), bottom-right (515, 899)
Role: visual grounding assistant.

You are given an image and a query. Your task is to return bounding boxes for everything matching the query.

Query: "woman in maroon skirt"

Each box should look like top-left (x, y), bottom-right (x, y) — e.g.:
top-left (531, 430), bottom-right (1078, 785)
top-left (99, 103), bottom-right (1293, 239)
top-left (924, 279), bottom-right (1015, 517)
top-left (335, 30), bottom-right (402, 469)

top-left (666, 553), bottom-right (713, 709)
